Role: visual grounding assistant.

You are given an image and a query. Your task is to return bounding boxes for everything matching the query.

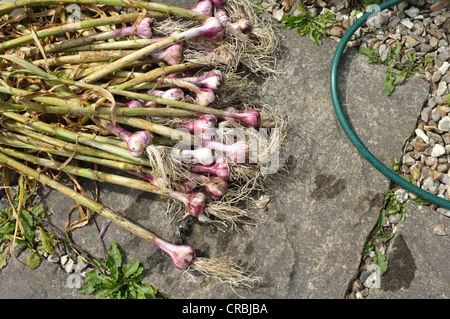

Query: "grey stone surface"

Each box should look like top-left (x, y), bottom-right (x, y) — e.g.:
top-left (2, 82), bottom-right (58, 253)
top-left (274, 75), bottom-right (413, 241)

top-left (0, 4), bottom-right (441, 299)
top-left (369, 201), bottom-right (450, 299)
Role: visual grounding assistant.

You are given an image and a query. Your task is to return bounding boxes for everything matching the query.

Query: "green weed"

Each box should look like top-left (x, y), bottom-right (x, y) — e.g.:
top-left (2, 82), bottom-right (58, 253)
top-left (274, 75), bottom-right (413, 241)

top-left (359, 43), bottom-right (434, 95)
top-left (78, 242), bottom-right (158, 299)
top-left (0, 172), bottom-right (53, 270)
top-left (281, 3), bottom-right (336, 46)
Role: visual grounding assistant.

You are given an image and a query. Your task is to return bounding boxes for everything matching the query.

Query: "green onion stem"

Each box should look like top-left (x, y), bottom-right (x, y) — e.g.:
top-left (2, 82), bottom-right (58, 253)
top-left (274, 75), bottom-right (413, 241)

top-left (0, 12), bottom-right (161, 52)
top-left (0, 146), bottom-right (167, 195)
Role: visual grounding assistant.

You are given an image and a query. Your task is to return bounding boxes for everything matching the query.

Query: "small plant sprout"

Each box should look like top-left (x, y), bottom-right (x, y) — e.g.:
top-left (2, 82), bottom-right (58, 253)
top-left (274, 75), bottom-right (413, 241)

top-left (78, 242), bottom-right (158, 299)
top-left (188, 0), bottom-right (214, 16)
top-left (192, 156), bottom-right (230, 180)
top-left (102, 121), bottom-right (152, 158)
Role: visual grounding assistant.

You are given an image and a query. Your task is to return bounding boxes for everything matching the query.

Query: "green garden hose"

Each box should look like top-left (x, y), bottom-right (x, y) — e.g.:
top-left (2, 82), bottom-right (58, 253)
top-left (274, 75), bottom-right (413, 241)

top-left (330, 0), bottom-right (450, 211)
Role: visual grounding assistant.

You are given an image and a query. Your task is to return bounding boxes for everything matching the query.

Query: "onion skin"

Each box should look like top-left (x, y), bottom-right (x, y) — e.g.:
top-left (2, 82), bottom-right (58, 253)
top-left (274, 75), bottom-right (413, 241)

top-left (190, 172), bottom-right (228, 200)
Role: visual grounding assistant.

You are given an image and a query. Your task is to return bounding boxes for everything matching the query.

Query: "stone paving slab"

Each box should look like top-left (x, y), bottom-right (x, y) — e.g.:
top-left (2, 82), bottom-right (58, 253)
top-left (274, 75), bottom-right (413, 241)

top-left (0, 3), bottom-right (439, 299)
top-left (369, 201), bottom-right (450, 299)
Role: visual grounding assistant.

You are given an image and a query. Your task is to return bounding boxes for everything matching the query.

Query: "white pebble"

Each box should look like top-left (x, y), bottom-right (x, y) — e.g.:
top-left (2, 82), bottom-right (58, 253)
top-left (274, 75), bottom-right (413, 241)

top-left (404, 7), bottom-right (420, 18)
top-left (431, 144), bottom-right (446, 157)
top-left (64, 258), bottom-right (75, 273)
top-left (400, 18), bottom-right (414, 29)
top-left (437, 82), bottom-right (448, 96)
top-left (415, 128), bottom-right (429, 143)
top-left (439, 62), bottom-right (450, 75)
top-left (60, 254), bottom-right (68, 266)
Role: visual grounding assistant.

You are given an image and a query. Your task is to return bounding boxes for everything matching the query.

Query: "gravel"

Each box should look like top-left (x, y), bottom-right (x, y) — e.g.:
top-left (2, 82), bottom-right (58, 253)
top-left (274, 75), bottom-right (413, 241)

top-left (261, 0), bottom-right (450, 299)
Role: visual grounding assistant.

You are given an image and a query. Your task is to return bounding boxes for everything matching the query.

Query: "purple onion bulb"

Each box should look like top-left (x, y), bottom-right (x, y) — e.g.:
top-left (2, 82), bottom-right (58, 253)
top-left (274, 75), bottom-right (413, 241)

top-left (211, 0), bottom-right (226, 6)
top-left (178, 114), bottom-right (217, 140)
top-left (188, 0), bottom-right (214, 16)
top-left (191, 156), bottom-right (230, 180)
top-left (125, 131), bottom-right (153, 157)
top-left (164, 78), bottom-right (216, 106)
top-left (176, 147), bottom-right (215, 165)
top-left (153, 238), bottom-right (195, 270)
top-left (110, 125), bottom-right (152, 157)
top-left (170, 191), bottom-right (206, 217)
top-left (118, 17), bottom-right (154, 38)
top-left (144, 88), bottom-right (184, 107)
top-left (203, 140), bottom-right (249, 163)
top-left (230, 19), bottom-right (252, 33)
top-left (225, 108), bottom-right (261, 127)
top-left (216, 107), bottom-right (236, 122)
top-left (195, 88), bottom-right (216, 106)
top-left (150, 43), bottom-right (184, 65)
top-left (182, 70), bottom-right (222, 90)
top-left (130, 170), bottom-right (157, 184)
top-left (126, 100), bottom-right (144, 108)
top-left (215, 9), bottom-right (230, 22)
top-left (181, 179), bottom-right (197, 192)
top-left (190, 172), bottom-right (228, 200)
top-left (162, 88), bottom-right (185, 101)
top-left (185, 17), bottom-right (224, 40)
